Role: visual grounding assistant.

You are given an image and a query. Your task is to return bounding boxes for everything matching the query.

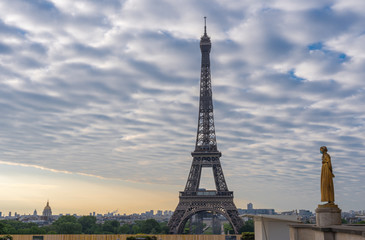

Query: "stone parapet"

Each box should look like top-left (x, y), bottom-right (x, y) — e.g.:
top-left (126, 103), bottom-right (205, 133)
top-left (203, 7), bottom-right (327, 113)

top-left (289, 224), bottom-right (365, 240)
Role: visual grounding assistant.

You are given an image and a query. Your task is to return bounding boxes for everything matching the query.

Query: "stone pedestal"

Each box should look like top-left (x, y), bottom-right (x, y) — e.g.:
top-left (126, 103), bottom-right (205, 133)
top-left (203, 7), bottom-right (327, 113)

top-left (316, 203), bottom-right (341, 227)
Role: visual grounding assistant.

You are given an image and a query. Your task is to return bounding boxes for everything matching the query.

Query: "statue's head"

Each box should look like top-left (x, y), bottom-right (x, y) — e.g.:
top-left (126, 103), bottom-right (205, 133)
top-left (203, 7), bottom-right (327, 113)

top-left (320, 146), bottom-right (328, 154)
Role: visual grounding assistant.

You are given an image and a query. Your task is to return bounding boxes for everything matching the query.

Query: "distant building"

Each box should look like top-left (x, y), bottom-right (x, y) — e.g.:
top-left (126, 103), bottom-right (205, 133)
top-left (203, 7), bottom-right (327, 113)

top-left (248, 203), bottom-right (253, 210)
top-left (281, 210), bottom-right (296, 215)
top-left (42, 200), bottom-right (52, 220)
top-left (33, 209), bottom-right (38, 216)
top-left (144, 210), bottom-right (154, 217)
top-left (164, 210), bottom-right (173, 216)
top-left (296, 209), bottom-right (315, 223)
top-left (298, 209), bottom-right (312, 216)
top-left (238, 203), bottom-right (276, 215)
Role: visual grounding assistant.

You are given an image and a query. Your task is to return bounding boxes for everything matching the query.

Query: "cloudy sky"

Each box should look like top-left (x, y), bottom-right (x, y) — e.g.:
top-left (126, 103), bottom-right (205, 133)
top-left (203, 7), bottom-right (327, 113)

top-left (0, 0), bottom-right (364, 215)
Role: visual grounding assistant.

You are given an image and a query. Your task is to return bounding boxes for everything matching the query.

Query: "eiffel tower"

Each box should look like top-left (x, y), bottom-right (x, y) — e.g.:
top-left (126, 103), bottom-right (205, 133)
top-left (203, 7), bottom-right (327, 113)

top-left (168, 18), bottom-right (243, 234)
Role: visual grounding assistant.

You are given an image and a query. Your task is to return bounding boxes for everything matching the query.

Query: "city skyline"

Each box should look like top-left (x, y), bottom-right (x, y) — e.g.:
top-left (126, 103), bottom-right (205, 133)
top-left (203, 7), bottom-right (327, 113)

top-left (2, 199), bottom-right (362, 217)
top-left (1, 0), bottom-right (365, 215)
top-left (1, 200), bottom-right (364, 219)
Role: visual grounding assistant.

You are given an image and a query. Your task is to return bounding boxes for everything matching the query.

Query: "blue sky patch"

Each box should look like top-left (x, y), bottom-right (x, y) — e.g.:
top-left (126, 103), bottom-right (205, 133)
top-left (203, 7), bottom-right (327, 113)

top-left (307, 42), bottom-right (323, 51)
top-left (288, 69), bottom-right (305, 82)
top-left (338, 53), bottom-right (348, 62)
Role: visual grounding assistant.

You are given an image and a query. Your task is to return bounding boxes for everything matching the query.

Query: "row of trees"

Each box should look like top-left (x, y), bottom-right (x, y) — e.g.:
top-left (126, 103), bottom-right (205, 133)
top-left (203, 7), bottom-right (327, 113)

top-left (0, 216), bottom-right (168, 235)
top-left (0, 215), bottom-right (255, 235)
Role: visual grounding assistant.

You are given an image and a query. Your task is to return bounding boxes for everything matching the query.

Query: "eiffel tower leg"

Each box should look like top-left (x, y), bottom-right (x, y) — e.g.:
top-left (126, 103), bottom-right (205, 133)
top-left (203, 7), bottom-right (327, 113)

top-left (168, 208), bottom-right (186, 234)
top-left (212, 163), bottom-right (228, 191)
top-left (184, 159), bottom-right (202, 191)
top-left (227, 210), bottom-right (244, 233)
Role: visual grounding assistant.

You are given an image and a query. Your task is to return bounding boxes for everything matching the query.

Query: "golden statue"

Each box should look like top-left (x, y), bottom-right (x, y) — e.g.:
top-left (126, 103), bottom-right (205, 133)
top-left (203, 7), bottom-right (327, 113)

top-left (320, 146), bottom-right (335, 204)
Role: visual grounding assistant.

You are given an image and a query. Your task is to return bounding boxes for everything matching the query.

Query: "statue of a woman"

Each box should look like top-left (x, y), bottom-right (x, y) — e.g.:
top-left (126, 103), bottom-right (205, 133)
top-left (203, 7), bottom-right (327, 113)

top-left (320, 146), bottom-right (335, 203)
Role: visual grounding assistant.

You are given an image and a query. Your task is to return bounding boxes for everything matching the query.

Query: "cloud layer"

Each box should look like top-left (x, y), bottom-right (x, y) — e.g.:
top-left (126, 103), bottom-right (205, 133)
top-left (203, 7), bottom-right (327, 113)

top-left (0, 0), bottom-right (364, 211)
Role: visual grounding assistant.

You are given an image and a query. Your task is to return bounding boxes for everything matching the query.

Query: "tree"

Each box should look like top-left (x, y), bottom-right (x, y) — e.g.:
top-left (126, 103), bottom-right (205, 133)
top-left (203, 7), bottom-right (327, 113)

top-left (0, 222), bottom-right (5, 234)
top-left (53, 215), bottom-right (82, 234)
top-left (159, 222), bottom-right (169, 234)
top-left (42, 224), bottom-right (57, 234)
top-left (56, 222), bottom-right (82, 234)
top-left (119, 223), bottom-right (132, 234)
top-left (132, 224), bottom-right (140, 234)
top-left (223, 223), bottom-right (233, 234)
top-left (240, 219), bottom-right (254, 233)
top-left (0, 220), bottom-right (38, 234)
top-left (17, 226), bottom-right (46, 234)
top-left (29, 226), bottom-right (46, 234)
top-left (102, 220), bottom-right (120, 234)
top-left (242, 232), bottom-right (254, 240)
top-left (78, 216), bottom-right (97, 234)
top-left (140, 219), bottom-right (161, 234)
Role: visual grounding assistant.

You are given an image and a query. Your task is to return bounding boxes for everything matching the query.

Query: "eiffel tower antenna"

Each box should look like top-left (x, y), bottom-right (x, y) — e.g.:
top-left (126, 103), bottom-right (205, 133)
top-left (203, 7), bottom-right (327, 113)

top-left (204, 16), bottom-right (207, 35)
top-left (168, 19), bottom-right (243, 234)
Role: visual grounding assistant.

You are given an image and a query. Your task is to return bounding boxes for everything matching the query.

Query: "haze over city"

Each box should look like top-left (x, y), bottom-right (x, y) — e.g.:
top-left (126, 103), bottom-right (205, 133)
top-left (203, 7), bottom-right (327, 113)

top-left (0, 0), bottom-right (364, 216)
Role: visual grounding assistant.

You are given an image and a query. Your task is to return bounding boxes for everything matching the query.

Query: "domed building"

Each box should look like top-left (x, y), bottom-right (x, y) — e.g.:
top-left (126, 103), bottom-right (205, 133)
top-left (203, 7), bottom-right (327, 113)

top-left (42, 200), bottom-right (52, 220)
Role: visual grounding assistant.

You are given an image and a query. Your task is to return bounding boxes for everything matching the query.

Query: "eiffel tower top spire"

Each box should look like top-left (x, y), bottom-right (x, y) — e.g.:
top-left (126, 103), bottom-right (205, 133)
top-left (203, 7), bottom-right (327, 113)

top-left (195, 17), bottom-right (218, 153)
top-left (204, 16), bottom-right (207, 35)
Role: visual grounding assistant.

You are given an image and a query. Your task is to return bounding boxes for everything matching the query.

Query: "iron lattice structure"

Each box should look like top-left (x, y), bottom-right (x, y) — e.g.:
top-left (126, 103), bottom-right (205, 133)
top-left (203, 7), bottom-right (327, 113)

top-left (168, 20), bottom-right (243, 234)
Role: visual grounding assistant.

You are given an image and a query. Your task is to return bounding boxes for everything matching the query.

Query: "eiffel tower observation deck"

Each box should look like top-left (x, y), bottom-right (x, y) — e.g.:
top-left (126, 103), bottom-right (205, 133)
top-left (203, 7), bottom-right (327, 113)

top-left (168, 18), bottom-right (243, 234)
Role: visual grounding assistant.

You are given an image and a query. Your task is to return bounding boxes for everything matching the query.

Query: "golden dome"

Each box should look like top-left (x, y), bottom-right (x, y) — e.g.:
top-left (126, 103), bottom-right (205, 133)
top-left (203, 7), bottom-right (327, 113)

top-left (42, 200), bottom-right (52, 217)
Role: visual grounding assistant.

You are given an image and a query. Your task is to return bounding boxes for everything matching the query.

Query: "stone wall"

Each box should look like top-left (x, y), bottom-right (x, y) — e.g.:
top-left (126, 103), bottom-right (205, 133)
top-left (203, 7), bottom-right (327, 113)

top-left (289, 224), bottom-right (365, 240)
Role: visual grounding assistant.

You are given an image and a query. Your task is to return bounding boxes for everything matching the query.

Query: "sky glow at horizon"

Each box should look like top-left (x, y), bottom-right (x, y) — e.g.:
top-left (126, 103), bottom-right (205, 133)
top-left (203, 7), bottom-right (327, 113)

top-left (0, 0), bottom-right (365, 215)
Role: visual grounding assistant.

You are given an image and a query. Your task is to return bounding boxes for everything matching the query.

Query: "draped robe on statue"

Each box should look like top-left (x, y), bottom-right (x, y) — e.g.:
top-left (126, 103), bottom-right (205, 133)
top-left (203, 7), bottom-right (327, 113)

top-left (321, 153), bottom-right (335, 202)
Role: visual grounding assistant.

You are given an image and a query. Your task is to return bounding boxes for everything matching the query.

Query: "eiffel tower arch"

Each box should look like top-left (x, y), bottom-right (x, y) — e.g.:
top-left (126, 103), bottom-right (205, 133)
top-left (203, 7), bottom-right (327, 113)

top-left (168, 18), bottom-right (244, 234)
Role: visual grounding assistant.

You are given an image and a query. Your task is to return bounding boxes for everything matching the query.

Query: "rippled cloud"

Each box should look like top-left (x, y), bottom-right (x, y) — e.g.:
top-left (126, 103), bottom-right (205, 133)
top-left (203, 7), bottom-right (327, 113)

top-left (0, 0), bottom-right (364, 211)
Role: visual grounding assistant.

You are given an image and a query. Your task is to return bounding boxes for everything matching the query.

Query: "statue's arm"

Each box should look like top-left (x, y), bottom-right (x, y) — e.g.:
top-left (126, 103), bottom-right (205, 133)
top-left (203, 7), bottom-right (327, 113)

top-left (328, 155), bottom-right (335, 177)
